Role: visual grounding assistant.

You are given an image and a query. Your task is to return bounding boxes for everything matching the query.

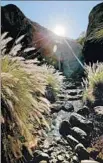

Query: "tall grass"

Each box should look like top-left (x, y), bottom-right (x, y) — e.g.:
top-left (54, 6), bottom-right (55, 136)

top-left (82, 62), bottom-right (103, 105)
top-left (1, 32), bottom-right (64, 162)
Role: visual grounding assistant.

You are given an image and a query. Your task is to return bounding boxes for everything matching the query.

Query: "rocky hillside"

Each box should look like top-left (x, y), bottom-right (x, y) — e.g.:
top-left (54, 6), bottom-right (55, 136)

top-left (1, 4), bottom-right (83, 78)
top-left (83, 2), bottom-right (103, 63)
top-left (1, 2), bottom-right (103, 163)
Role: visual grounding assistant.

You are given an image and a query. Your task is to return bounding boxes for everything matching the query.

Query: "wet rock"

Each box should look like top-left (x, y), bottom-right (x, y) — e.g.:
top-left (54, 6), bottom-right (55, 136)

top-left (94, 106), bottom-right (103, 120)
top-left (39, 161), bottom-right (48, 163)
top-left (57, 94), bottom-right (66, 100)
top-left (81, 161), bottom-right (99, 163)
top-left (43, 139), bottom-right (50, 149)
top-left (61, 102), bottom-right (74, 112)
top-left (66, 135), bottom-right (79, 148)
top-left (72, 155), bottom-right (79, 163)
top-left (50, 158), bottom-right (57, 163)
top-left (69, 113), bottom-right (93, 132)
top-left (45, 85), bottom-right (56, 103)
top-left (65, 153), bottom-right (70, 160)
top-left (33, 150), bottom-right (49, 162)
top-left (66, 84), bottom-right (77, 89)
top-left (75, 143), bottom-right (89, 160)
top-left (68, 95), bottom-right (82, 101)
top-left (57, 155), bottom-right (64, 161)
top-left (68, 90), bottom-right (77, 96)
top-left (71, 127), bottom-right (87, 143)
top-left (77, 106), bottom-right (90, 116)
top-left (51, 104), bottom-right (62, 113)
top-left (59, 120), bottom-right (71, 136)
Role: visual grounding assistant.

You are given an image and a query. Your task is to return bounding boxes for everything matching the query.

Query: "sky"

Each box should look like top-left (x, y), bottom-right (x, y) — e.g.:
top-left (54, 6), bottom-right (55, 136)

top-left (1, 1), bottom-right (102, 39)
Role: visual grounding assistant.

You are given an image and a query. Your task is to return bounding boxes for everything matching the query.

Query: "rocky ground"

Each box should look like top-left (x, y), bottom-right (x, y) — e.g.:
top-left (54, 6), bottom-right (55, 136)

top-left (23, 79), bottom-right (103, 163)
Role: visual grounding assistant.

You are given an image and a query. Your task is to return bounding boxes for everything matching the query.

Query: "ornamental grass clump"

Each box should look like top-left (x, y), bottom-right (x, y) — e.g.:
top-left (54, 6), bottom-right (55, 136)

top-left (82, 62), bottom-right (103, 105)
top-left (1, 33), bottom-right (64, 162)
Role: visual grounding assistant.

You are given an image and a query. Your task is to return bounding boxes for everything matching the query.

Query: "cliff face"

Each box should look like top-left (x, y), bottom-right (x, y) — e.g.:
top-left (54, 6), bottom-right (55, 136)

top-left (83, 2), bottom-right (103, 63)
top-left (1, 4), bottom-right (83, 77)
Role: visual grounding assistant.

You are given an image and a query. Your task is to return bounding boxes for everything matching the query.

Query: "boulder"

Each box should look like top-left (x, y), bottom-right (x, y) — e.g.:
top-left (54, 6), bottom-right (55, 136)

top-left (94, 106), bottom-right (103, 119)
top-left (83, 2), bottom-right (103, 63)
top-left (66, 135), bottom-right (79, 148)
top-left (77, 106), bottom-right (90, 116)
top-left (33, 150), bottom-right (49, 162)
top-left (81, 160), bottom-right (99, 163)
top-left (57, 155), bottom-right (64, 161)
top-left (59, 120), bottom-right (71, 136)
top-left (72, 155), bottom-right (79, 163)
top-left (71, 127), bottom-right (87, 143)
top-left (61, 102), bottom-right (74, 112)
top-left (75, 143), bottom-right (89, 160)
top-left (69, 113), bottom-right (93, 132)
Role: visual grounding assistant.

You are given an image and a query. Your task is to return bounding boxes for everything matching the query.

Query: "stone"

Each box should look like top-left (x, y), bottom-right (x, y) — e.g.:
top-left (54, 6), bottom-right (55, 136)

top-left (43, 139), bottom-right (50, 149)
top-left (39, 161), bottom-right (48, 163)
top-left (57, 155), bottom-right (64, 161)
top-left (72, 155), bottom-right (79, 163)
top-left (68, 95), bottom-right (82, 101)
top-left (51, 158), bottom-right (57, 163)
top-left (65, 153), bottom-right (70, 160)
top-left (68, 90), bottom-right (77, 96)
top-left (33, 150), bottom-right (49, 162)
top-left (66, 135), bottom-right (79, 148)
top-left (75, 143), bottom-right (89, 160)
top-left (94, 106), bottom-right (103, 120)
top-left (45, 86), bottom-right (56, 103)
top-left (51, 104), bottom-right (62, 113)
top-left (59, 120), bottom-right (71, 136)
top-left (61, 102), bottom-right (74, 112)
top-left (81, 161), bottom-right (99, 163)
top-left (77, 106), bottom-right (90, 116)
top-left (69, 113), bottom-right (93, 132)
top-left (71, 127), bottom-right (87, 143)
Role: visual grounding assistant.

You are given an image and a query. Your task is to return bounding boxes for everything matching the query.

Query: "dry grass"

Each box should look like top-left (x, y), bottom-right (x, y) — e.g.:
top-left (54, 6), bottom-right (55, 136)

top-left (1, 32), bottom-right (64, 162)
top-left (82, 62), bottom-right (103, 104)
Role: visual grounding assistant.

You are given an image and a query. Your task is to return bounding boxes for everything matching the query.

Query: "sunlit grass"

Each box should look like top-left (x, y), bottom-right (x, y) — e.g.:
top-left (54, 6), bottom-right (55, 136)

top-left (83, 62), bottom-right (103, 104)
top-left (1, 32), bottom-right (64, 162)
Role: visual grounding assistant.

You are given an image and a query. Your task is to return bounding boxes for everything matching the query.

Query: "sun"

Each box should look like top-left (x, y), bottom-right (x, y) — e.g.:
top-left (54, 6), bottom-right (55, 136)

top-left (53, 25), bottom-right (66, 36)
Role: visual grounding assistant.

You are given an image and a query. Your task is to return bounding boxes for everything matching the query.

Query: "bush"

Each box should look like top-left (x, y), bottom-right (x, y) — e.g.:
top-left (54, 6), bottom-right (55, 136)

top-left (82, 62), bottom-right (103, 105)
top-left (1, 33), bottom-right (64, 162)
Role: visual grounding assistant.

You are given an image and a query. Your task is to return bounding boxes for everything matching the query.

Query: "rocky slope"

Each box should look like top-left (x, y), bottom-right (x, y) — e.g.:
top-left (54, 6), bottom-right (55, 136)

top-left (83, 2), bottom-right (103, 63)
top-left (15, 79), bottom-right (103, 163)
top-left (1, 4), bottom-right (83, 78)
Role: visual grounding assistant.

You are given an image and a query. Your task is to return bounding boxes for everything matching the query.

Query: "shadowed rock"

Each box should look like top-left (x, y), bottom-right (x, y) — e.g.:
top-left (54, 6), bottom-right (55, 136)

top-left (83, 2), bottom-right (103, 63)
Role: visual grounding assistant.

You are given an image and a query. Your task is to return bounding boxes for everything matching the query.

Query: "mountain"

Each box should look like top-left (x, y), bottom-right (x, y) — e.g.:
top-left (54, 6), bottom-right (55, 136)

top-left (1, 4), bottom-right (83, 77)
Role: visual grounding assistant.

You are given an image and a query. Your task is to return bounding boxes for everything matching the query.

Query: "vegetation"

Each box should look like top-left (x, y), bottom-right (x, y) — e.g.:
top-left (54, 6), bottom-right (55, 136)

top-left (87, 136), bottom-right (103, 162)
top-left (82, 62), bottom-right (103, 105)
top-left (77, 31), bottom-right (86, 46)
top-left (93, 29), bottom-right (103, 41)
top-left (1, 32), bottom-right (64, 162)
